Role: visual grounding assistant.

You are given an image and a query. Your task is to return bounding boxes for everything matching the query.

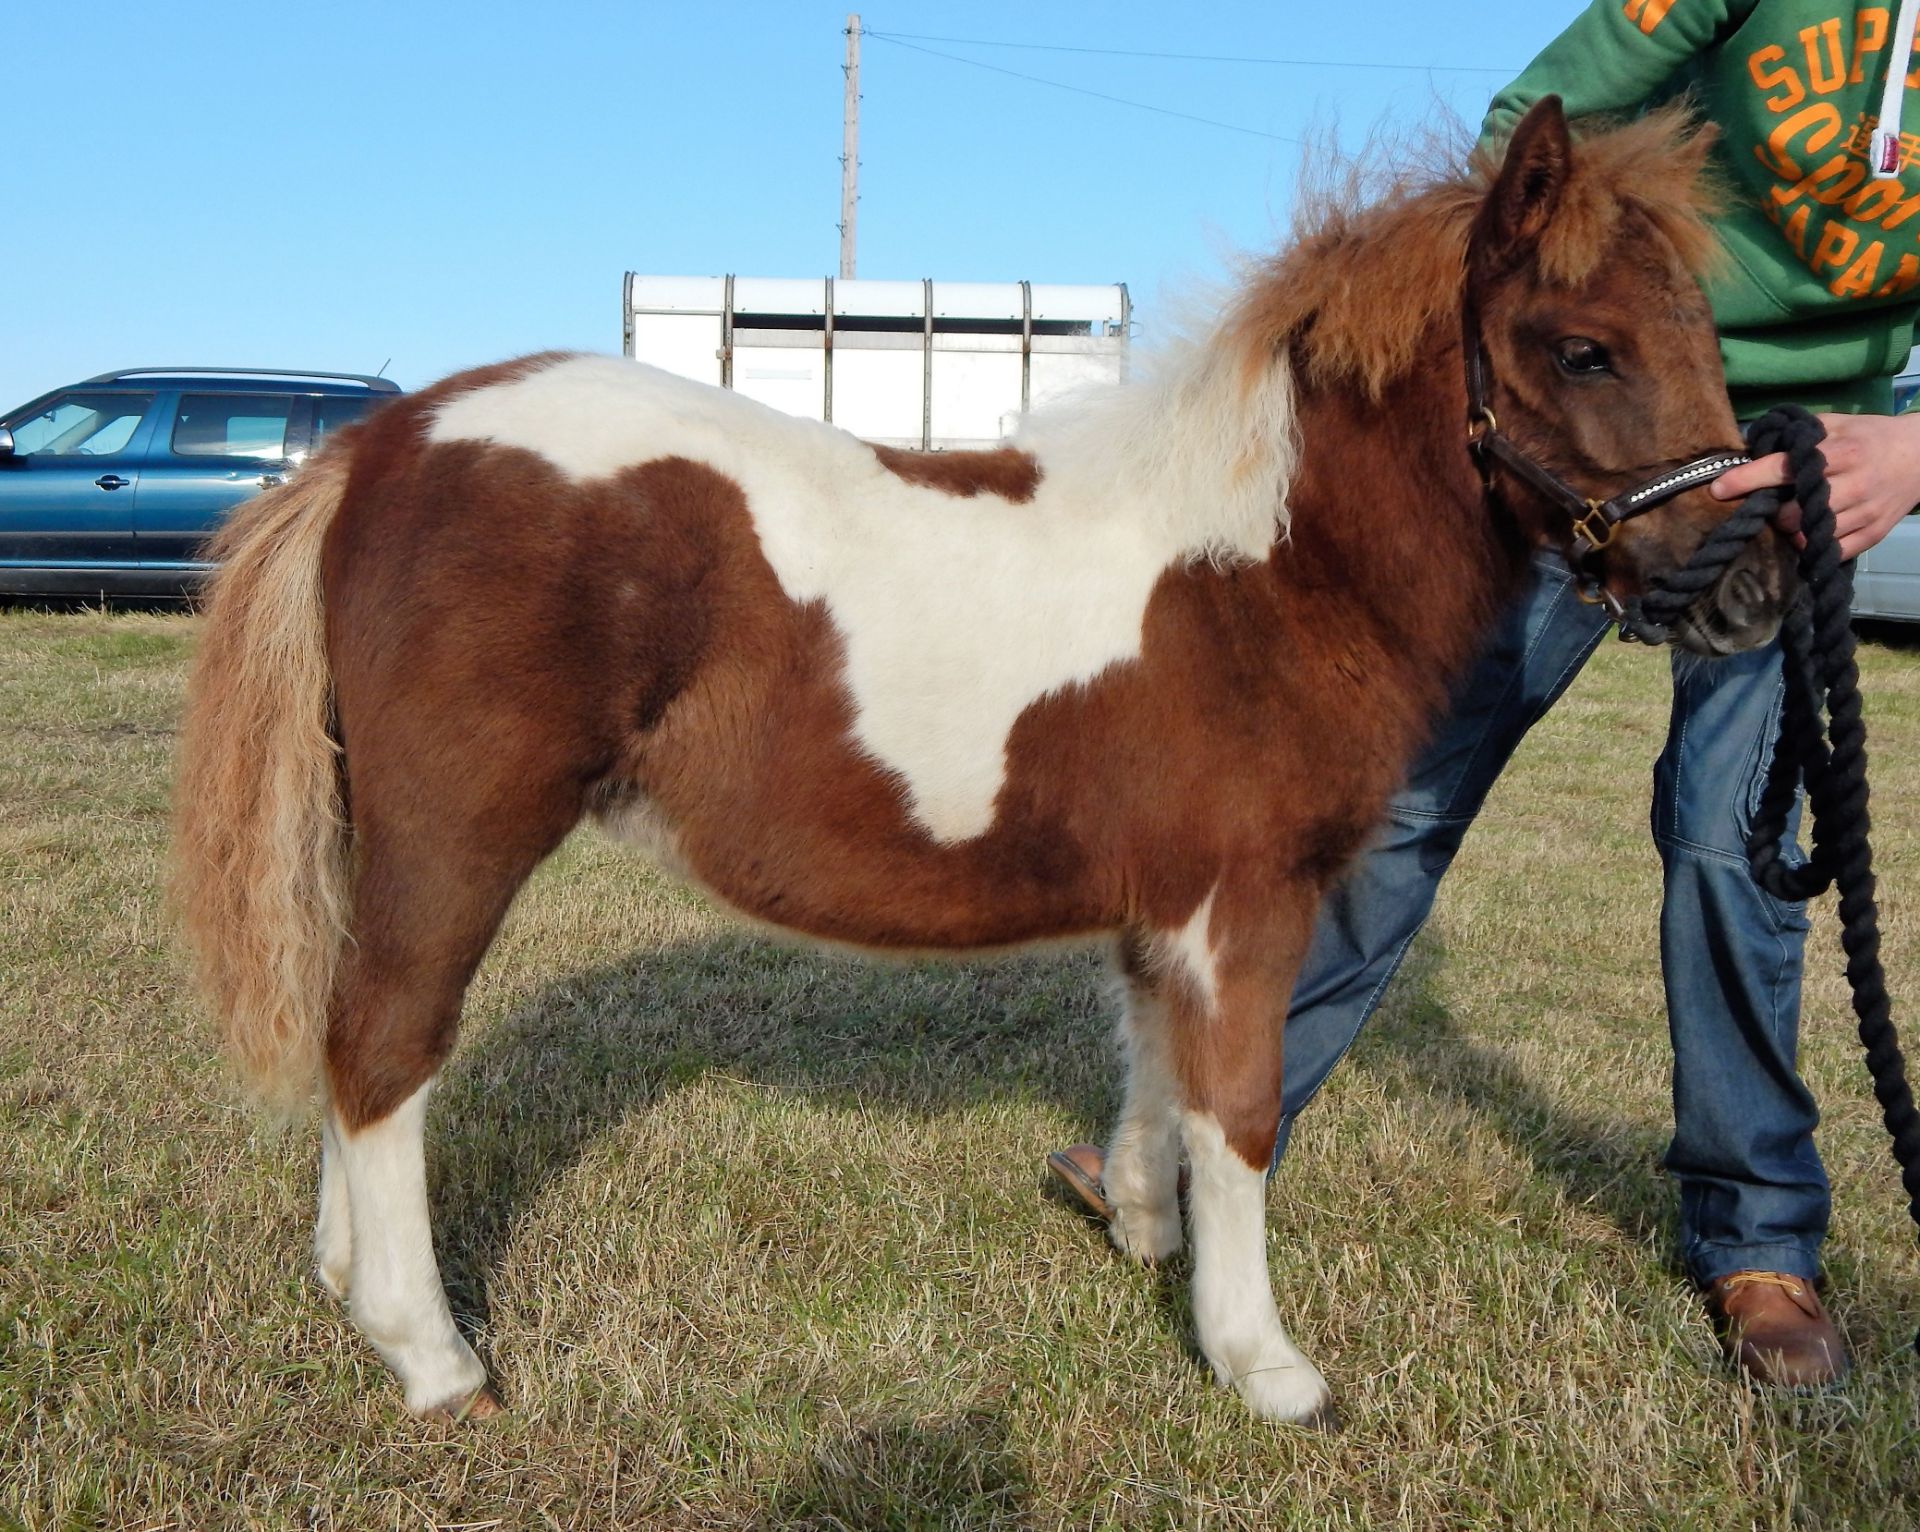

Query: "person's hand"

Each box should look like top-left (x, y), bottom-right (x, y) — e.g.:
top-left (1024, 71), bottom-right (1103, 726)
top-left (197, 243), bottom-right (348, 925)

top-left (1709, 411), bottom-right (1920, 560)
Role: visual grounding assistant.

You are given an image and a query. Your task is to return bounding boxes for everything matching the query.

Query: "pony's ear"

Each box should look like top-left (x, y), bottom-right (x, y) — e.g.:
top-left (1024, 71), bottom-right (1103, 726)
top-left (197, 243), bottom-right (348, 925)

top-left (1474, 96), bottom-right (1573, 272)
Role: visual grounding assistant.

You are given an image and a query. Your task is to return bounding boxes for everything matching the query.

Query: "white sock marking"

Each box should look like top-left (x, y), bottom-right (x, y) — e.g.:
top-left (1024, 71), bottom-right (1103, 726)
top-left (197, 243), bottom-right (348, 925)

top-left (1182, 1111), bottom-right (1329, 1422)
top-left (336, 1080), bottom-right (487, 1415)
top-left (1104, 979), bottom-right (1184, 1262)
top-left (314, 1111), bottom-right (351, 1300)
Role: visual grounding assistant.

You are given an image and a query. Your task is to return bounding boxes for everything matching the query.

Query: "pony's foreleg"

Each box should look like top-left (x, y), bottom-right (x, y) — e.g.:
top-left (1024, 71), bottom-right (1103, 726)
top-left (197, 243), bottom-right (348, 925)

top-left (1183, 1107), bottom-right (1328, 1424)
top-left (1161, 889), bottom-right (1331, 1425)
top-left (1102, 947), bottom-right (1184, 1263)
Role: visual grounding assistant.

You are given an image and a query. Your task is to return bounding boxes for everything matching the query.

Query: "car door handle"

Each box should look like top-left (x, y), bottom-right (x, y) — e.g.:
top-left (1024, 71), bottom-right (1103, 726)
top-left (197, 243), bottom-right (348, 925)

top-left (94, 474), bottom-right (131, 490)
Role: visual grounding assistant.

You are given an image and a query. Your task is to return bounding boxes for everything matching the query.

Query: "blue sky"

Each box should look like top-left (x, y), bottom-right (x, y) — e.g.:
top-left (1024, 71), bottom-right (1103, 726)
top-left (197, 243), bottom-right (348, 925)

top-left (1, 2), bottom-right (1569, 410)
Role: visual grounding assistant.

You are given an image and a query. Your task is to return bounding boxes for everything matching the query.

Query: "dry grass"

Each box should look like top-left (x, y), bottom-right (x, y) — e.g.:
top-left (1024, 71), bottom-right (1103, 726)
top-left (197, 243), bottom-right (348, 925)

top-left (4, 606), bottom-right (1920, 1530)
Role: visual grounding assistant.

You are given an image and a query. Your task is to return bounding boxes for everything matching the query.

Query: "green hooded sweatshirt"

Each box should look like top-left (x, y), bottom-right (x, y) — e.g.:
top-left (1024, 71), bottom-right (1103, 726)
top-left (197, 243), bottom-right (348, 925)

top-left (1486, 0), bottom-right (1920, 415)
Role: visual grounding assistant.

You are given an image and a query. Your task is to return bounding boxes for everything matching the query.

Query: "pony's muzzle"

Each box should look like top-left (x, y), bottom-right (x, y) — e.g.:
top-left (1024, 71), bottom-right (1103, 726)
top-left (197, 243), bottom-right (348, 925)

top-left (1677, 530), bottom-right (1797, 657)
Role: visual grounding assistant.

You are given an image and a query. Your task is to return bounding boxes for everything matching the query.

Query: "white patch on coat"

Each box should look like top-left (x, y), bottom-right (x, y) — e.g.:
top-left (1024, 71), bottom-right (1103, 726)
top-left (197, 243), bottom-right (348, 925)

top-left (1182, 1111), bottom-right (1330, 1422)
top-left (429, 348), bottom-right (1296, 842)
top-left (1160, 887), bottom-right (1221, 1012)
top-left (593, 791), bottom-right (690, 878)
top-left (335, 1080), bottom-right (487, 1416)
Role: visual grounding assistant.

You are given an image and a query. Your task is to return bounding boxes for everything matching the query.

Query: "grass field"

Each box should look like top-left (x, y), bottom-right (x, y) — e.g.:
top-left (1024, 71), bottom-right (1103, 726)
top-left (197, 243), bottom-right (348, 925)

top-left (4, 606), bottom-right (1920, 1530)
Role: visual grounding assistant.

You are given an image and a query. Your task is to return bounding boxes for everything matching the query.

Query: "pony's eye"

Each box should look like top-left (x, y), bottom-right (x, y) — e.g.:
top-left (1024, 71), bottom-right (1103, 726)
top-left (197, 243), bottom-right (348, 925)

top-left (1555, 336), bottom-right (1612, 375)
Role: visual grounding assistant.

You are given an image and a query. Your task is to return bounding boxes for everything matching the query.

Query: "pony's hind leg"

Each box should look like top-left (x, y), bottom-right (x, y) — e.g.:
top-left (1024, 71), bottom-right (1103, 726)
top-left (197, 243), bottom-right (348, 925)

top-left (1102, 944), bottom-right (1184, 1263)
top-left (314, 1112), bottom-right (350, 1300)
top-left (330, 1077), bottom-right (486, 1418)
top-left (324, 804), bottom-right (573, 1420)
top-left (1158, 887), bottom-right (1331, 1425)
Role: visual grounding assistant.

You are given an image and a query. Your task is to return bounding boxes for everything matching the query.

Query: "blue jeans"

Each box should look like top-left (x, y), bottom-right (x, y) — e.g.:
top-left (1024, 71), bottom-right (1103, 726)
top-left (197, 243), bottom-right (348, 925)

top-left (1271, 556), bottom-right (1828, 1286)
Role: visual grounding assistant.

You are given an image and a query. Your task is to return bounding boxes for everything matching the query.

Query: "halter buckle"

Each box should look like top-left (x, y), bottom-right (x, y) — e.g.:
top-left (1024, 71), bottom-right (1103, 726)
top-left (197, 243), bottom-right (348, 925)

top-left (1571, 498), bottom-right (1617, 553)
top-left (1467, 406), bottom-right (1497, 447)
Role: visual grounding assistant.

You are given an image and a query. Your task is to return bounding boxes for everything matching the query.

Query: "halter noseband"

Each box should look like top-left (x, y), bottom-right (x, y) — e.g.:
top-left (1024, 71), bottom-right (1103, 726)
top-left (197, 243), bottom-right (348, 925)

top-left (1461, 290), bottom-right (1748, 617)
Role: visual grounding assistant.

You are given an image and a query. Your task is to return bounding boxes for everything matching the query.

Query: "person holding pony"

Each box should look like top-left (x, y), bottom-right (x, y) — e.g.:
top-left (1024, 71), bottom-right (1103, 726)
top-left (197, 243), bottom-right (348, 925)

top-left (1053, 0), bottom-right (1920, 1389)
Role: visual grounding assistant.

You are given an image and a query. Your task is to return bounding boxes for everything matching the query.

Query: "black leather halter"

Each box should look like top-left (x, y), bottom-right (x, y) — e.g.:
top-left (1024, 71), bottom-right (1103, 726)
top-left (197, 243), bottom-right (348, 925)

top-left (1461, 292), bottom-right (1749, 616)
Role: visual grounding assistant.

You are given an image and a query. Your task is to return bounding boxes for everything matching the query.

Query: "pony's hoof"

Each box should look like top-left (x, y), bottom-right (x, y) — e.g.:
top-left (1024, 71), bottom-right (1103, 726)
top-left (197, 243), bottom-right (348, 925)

top-left (315, 1261), bottom-right (350, 1303)
top-left (1221, 1356), bottom-right (1332, 1425)
top-left (421, 1385), bottom-right (505, 1424)
top-left (1107, 1202), bottom-right (1183, 1265)
top-left (1299, 1398), bottom-right (1342, 1433)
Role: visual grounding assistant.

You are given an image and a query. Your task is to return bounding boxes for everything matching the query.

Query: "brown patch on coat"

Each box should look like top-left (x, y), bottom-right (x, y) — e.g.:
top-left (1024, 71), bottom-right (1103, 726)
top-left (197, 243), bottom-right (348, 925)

top-left (871, 444), bottom-right (1041, 502)
top-left (309, 440), bottom-right (1094, 1129)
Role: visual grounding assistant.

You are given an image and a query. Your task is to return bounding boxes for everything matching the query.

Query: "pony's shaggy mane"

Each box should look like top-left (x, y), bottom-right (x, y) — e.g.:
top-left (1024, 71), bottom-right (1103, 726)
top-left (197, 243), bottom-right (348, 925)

top-left (988, 107), bottom-right (1718, 568)
top-left (1228, 104), bottom-right (1723, 399)
top-left (1015, 326), bottom-right (1299, 565)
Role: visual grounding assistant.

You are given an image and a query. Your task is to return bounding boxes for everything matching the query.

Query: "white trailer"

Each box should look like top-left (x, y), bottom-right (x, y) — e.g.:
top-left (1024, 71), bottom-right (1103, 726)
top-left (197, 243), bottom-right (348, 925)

top-left (621, 274), bottom-right (1130, 450)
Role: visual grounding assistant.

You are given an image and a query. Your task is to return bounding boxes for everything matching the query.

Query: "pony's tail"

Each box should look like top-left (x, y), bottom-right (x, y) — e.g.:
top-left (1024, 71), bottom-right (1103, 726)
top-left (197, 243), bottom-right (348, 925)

top-left (172, 453), bottom-right (353, 1114)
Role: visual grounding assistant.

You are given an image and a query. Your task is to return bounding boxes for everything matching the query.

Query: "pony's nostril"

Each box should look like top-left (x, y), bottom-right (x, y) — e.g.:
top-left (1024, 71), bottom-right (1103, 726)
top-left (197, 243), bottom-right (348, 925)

top-left (1727, 567), bottom-right (1764, 618)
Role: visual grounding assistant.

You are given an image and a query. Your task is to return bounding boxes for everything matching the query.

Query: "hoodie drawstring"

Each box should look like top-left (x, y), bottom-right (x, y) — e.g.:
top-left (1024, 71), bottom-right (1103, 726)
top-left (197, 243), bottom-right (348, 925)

top-left (1871, 0), bottom-right (1920, 179)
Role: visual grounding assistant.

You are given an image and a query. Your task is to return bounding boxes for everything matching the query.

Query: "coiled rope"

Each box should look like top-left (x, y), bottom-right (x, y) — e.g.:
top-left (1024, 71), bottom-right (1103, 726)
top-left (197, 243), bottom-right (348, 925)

top-left (1623, 404), bottom-right (1920, 1352)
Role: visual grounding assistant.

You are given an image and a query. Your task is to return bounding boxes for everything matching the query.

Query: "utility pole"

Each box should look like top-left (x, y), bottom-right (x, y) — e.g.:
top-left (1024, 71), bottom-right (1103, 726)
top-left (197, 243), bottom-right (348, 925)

top-left (840, 13), bottom-right (860, 280)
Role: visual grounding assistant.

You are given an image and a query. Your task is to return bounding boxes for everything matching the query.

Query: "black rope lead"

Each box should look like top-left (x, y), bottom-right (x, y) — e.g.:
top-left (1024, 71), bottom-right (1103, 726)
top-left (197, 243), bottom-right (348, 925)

top-left (1624, 404), bottom-right (1920, 1355)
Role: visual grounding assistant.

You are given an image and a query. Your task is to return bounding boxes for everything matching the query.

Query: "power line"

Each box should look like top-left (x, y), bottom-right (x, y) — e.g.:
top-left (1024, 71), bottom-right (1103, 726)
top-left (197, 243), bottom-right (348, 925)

top-left (863, 28), bottom-right (1521, 77)
top-left (863, 32), bottom-right (1306, 145)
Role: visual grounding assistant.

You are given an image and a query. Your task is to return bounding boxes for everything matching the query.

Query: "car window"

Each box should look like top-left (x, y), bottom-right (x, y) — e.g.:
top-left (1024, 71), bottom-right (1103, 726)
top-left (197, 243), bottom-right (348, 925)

top-left (311, 395), bottom-right (376, 443)
top-left (8, 392), bottom-right (153, 456)
top-left (172, 393), bottom-right (293, 459)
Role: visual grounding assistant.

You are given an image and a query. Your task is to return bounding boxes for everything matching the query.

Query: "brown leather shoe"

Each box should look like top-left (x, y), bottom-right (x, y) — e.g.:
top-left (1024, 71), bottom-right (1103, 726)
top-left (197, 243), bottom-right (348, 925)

top-left (1705, 1271), bottom-right (1849, 1389)
top-left (1045, 1144), bottom-right (1113, 1221)
top-left (1044, 1144), bottom-right (1189, 1223)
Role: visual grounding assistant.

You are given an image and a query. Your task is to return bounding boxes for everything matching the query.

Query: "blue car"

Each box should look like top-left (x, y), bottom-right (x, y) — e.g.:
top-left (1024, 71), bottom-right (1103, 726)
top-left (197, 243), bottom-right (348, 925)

top-left (0, 368), bottom-right (400, 597)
